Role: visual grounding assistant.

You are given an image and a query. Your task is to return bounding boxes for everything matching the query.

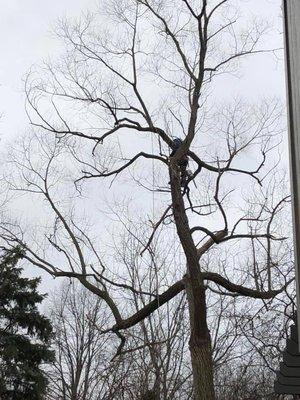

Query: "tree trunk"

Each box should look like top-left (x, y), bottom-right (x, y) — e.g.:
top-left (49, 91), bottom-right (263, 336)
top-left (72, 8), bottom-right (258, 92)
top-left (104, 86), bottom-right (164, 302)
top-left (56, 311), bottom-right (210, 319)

top-left (142, 388), bottom-right (160, 400)
top-left (186, 275), bottom-right (215, 400)
top-left (169, 166), bottom-right (215, 399)
top-left (190, 337), bottom-right (215, 400)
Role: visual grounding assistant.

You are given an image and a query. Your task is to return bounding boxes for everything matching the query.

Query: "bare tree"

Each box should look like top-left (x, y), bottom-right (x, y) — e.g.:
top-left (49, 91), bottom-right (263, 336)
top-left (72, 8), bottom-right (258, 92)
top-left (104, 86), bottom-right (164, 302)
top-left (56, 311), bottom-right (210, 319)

top-left (46, 233), bottom-right (193, 400)
top-left (0, 1), bottom-right (292, 399)
top-left (46, 280), bottom-right (126, 400)
top-left (46, 231), bottom-right (291, 400)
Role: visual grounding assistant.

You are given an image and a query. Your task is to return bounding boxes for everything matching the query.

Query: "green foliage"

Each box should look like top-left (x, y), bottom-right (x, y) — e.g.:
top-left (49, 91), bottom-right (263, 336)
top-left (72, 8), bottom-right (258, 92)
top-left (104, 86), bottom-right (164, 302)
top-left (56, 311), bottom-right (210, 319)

top-left (0, 247), bottom-right (54, 399)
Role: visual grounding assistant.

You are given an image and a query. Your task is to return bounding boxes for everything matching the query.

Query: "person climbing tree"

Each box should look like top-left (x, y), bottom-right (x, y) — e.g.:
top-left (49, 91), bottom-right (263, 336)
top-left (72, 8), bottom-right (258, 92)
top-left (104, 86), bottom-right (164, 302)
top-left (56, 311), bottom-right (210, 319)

top-left (170, 137), bottom-right (189, 187)
top-left (0, 247), bottom-right (54, 400)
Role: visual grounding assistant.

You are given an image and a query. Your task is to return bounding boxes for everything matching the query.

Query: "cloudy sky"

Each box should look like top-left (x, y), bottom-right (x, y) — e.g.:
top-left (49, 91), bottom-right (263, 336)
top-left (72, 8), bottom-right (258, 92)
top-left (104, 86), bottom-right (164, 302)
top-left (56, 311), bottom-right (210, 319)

top-left (0, 0), bottom-right (285, 145)
top-left (0, 0), bottom-right (287, 293)
top-left (0, 0), bottom-right (96, 291)
top-left (0, 0), bottom-right (95, 142)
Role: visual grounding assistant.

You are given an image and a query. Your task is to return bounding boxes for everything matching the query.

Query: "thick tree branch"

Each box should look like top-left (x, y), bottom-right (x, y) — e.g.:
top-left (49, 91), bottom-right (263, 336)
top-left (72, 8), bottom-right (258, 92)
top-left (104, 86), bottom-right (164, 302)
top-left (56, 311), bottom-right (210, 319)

top-left (104, 279), bottom-right (185, 332)
top-left (202, 272), bottom-right (293, 300)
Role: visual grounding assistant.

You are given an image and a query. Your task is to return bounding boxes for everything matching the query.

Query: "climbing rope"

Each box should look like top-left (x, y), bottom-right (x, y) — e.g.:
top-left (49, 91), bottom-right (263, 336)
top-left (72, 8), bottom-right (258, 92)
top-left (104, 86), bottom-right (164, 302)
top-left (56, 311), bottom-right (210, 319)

top-left (150, 133), bottom-right (160, 310)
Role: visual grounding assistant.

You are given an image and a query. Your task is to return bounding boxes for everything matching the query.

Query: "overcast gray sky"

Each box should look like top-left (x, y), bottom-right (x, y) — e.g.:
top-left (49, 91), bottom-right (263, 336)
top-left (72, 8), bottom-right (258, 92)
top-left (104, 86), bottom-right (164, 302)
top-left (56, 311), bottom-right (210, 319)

top-left (0, 0), bottom-right (285, 142)
top-left (0, 0), bottom-right (96, 142)
top-left (0, 0), bottom-right (96, 291)
top-left (0, 0), bottom-right (287, 293)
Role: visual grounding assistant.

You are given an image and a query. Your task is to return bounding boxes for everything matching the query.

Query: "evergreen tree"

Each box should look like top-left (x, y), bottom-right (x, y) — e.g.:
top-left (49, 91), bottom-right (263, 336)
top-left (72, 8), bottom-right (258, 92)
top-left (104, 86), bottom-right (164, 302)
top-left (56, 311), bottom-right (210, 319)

top-left (0, 247), bottom-right (54, 400)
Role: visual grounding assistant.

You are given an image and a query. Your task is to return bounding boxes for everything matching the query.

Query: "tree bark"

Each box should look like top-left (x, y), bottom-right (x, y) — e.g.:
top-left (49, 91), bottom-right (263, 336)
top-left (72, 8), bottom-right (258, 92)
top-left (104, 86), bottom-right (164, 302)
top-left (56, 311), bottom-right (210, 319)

top-left (185, 275), bottom-right (215, 400)
top-left (169, 164), bottom-right (215, 400)
top-left (142, 388), bottom-right (160, 400)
